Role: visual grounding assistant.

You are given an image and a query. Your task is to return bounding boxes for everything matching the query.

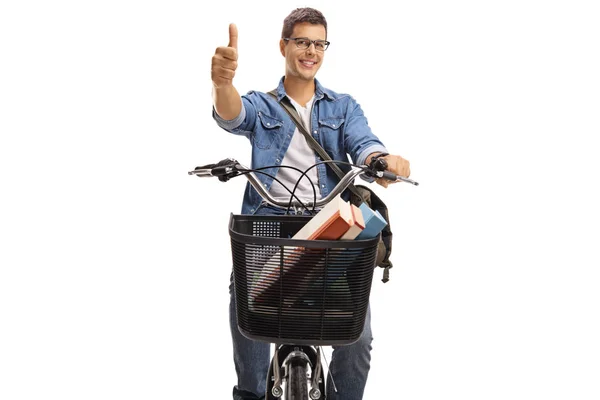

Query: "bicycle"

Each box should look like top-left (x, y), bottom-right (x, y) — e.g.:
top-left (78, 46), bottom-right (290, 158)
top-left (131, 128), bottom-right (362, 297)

top-left (188, 158), bottom-right (418, 399)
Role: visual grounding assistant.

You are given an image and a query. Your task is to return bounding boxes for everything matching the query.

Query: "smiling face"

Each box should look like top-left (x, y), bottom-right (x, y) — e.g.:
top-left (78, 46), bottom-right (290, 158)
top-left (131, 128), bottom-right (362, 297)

top-left (280, 22), bottom-right (327, 82)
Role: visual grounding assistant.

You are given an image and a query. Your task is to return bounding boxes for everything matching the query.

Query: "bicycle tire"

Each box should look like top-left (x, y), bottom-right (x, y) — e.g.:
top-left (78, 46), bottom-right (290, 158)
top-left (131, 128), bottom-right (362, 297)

top-left (286, 358), bottom-right (309, 400)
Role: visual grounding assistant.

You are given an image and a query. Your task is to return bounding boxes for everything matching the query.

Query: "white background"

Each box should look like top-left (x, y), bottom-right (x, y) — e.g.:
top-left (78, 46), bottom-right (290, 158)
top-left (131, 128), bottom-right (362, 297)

top-left (1, 0), bottom-right (599, 399)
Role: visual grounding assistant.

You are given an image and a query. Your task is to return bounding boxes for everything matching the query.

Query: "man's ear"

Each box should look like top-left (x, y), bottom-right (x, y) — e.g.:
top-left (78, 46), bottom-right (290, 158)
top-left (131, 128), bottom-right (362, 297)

top-left (279, 39), bottom-right (286, 56)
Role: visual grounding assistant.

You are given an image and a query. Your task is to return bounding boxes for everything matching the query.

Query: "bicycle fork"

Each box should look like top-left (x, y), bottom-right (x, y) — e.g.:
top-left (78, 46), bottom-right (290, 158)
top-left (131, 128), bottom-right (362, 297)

top-left (267, 344), bottom-right (325, 399)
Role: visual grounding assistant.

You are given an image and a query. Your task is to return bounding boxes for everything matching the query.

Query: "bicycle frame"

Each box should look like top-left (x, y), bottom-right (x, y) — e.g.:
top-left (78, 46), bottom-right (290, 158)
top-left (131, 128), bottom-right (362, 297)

top-left (189, 158), bottom-right (417, 399)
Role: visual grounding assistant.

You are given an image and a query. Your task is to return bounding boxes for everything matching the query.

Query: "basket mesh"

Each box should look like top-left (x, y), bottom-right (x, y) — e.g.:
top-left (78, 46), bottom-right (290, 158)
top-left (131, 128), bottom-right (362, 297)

top-left (229, 214), bottom-right (378, 345)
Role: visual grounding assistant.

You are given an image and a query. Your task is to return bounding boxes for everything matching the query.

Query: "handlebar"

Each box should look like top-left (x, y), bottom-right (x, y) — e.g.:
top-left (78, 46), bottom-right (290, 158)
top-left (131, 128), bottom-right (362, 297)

top-left (188, 158), bottom-right (418, 209)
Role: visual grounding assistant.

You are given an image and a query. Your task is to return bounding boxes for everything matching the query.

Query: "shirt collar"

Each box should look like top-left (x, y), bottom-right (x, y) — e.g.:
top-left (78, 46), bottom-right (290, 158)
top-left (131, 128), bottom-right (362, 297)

top-left (274, 77), bottom-right (337, 102)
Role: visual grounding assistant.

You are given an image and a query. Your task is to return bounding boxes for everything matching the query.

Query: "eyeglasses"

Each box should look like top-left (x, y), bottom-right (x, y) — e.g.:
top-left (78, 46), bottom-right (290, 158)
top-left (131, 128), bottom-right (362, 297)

top-left (283, 37), bottom-right (330, 52)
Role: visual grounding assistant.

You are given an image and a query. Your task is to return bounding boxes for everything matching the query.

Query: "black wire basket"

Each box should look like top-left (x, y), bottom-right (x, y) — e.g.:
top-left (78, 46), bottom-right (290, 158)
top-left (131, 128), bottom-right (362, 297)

top-left (229, 213), bottom-right (379, 345)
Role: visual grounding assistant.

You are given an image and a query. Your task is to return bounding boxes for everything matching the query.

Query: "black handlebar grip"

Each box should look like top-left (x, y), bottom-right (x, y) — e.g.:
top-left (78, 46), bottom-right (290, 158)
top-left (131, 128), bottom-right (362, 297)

top-left (211, 166), bottom-right (231, 176)
top-left (381, 171), bottom-right (398, 181)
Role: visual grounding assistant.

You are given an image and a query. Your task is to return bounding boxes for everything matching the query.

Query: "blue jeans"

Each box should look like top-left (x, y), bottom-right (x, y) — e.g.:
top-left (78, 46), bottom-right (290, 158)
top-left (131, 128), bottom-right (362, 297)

top-left (229, 275), bottom-right (373, 400)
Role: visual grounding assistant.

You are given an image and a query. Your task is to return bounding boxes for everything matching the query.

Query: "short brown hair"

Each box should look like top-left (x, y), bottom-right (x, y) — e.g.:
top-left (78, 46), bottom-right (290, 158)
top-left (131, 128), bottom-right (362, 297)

top-left (281, 7), bottom-right (328, 39)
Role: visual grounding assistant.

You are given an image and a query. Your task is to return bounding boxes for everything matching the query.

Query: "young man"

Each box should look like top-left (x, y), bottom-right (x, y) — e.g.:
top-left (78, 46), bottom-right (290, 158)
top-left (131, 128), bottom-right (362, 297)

top-left (211, 7), bottom-right (411, 400)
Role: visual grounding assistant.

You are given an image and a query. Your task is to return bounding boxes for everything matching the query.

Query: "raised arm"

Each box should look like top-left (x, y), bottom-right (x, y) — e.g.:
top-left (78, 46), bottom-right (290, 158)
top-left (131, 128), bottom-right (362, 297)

top-left (211, 23), bottom-right (242, 120)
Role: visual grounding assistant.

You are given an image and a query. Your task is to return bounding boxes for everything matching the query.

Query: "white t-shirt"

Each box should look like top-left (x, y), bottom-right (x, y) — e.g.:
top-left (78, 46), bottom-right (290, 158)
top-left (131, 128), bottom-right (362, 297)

top-left (268, 95), bottom-right (322, 203)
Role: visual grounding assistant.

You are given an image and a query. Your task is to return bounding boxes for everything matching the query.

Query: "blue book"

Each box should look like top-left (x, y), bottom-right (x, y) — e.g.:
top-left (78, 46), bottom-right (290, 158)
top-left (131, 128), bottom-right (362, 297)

top-left (355, 203), bottom-right (387, 240)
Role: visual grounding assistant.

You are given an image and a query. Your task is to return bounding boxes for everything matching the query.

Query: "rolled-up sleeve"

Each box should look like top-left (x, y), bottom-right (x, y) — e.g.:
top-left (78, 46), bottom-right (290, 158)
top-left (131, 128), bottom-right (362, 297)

top-left (212, 103), bottom-right (246, 131)
top-left (212, 95), bottom-right (258, 139)
top-left (344, 97), bottom-right (388, 165)
top-left (341, 97), bottom-right (388, 182)
top-left (356, 144), bottom-right (388, 167)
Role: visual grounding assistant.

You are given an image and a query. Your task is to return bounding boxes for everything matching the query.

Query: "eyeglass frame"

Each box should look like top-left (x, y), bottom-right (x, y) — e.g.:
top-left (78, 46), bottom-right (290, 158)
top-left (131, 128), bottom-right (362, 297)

top-left (283, 37), bottom-right (331, 51)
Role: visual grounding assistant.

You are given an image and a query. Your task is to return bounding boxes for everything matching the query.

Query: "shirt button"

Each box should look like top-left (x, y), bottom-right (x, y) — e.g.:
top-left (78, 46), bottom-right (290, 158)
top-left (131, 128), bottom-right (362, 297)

top-left (321, 184), bottom-right (325, 188)
top-left (276, 158), bottom-right (281, 163)
top-left (313, 130), bottom-right (317, 134)
top-left (266, 122), bottom-right (271, 126)
top-left (332, 124), bottom-right (336, 128)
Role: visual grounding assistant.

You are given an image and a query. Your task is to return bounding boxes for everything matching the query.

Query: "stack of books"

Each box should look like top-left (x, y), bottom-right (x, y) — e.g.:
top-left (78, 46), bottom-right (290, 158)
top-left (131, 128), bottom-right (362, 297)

top-left (248, 194), bottom-right (387, 309)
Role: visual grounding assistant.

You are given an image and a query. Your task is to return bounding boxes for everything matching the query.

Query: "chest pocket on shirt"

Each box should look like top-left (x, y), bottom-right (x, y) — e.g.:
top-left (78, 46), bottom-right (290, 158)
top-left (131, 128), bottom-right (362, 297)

top-left (254, 112), bottom-right (283, 150)
top-left (318, 117), bottom-right (345, 154)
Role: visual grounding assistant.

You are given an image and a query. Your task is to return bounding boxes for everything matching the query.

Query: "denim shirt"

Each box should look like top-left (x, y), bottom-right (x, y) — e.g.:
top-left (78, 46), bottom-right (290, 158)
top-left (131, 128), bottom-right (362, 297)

top-left (213, 77), bottom-right (388, 215)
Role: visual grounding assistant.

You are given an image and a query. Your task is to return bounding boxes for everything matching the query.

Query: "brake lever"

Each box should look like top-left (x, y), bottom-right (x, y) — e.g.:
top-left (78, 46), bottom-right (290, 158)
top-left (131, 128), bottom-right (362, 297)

top-left (367, 156), bottom-right (419, 185)
top-left (192, 158), bottom-right (238, 171)
top-left (188, 158), bottom-right (242, 182)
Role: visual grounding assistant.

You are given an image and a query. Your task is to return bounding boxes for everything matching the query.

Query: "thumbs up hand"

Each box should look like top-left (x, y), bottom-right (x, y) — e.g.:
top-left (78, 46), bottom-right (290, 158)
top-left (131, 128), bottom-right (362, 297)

top-left (212, 24), bottom-right (239, 89)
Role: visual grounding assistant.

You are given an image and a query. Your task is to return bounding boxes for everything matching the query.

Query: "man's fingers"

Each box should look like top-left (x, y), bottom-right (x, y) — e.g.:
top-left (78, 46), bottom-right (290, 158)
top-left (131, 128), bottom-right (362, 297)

top-left (212, 66), bottom-right (235, 80)
top-left (399, 159), bottom-right (411, 178)
top-left (212, 56), bottom-right (237, 71)
top-left (211, 24), bottom-right (238, 88)
top-left (376, 178), bottom-right (390, 188)
top-left (388, 155), bottom-right (410, 178)
top-left (228, 23), bottom-right (238, 49)
top-left (215, 46), bottom-right (238, 61)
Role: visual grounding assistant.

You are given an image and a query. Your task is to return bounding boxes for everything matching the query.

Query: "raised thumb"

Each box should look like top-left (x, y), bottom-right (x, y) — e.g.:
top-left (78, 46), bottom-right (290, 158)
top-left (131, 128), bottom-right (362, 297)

top-left (228, 23), bottom-right (238, 49)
